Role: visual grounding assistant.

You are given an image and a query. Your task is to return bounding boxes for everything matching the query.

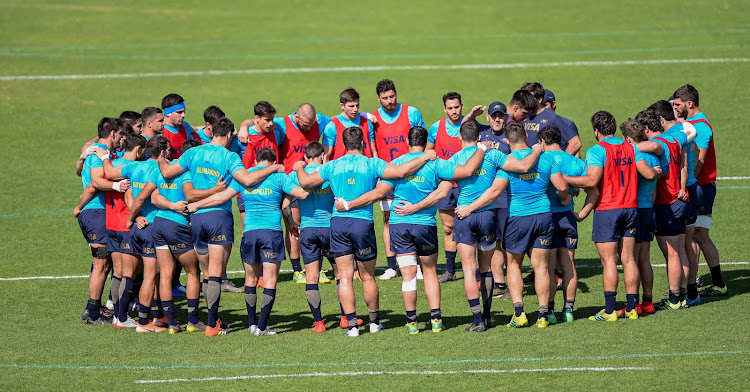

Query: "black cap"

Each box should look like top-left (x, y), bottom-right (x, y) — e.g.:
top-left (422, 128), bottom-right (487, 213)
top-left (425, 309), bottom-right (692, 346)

top-left (488, 101), bottom-right (507, 116)
top-left (544, 89), bottom-right (556, 103)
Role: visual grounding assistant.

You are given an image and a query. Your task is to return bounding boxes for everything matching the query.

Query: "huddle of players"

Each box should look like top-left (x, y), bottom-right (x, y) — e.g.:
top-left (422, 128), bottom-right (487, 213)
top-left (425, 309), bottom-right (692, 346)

top-left (74, 80), bottom-right (725, 336)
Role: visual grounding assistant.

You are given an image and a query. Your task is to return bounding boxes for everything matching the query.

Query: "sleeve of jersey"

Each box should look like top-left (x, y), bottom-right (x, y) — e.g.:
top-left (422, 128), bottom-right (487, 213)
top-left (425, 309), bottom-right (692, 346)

top-left (693, 123), bottom-right (712, 149)
top-left (585, 145), bottom-right (606, 168)
top-left (227, 152), bottom-right (244, 175)
top-left (280, 174), bottom-right (297, 194)
top-left (574, 157), bottom-right (587, 176)
top-left (89, 155), bottom-right (103, 169)
top-left (436, 159), bottom-right (457, 180)
top-left (558, 119), bottom-right (578, 144)
top-left (496, 167), bottom-right (510, 180)
top-left (273, 118), bottom-right (286, 145)
top-left (632, 144), bottom-right (644, 163)
top-left (408, 107), bottom-right (426, 128)
top-left (367, 120), bottom-right (376, 141)
top-left (316, 114), bottom-right (332, 133)
top-left (371, 157), bottom-right (388, 177)
top-left (177, 148), bottom-right (194, 170)
top-left (182, 171), bottom-right (193, 184)
top-left (427, 121), bottom-right (439, 144)
top-left (548, 156), bottom-right (561, 175)
top-left (490, 150), bottom-right (508, 169)
top-left (321, 123), bottom-right (336, 146)
top-left (147, 167), bottom-right (161, 186)
top-left (288, 171), bottom-right (300, 186)
top-left (119, 162), bottom-right (133, 178)
top-left (228, 179), bottom-right (242, 194)
top-left (317, 162), bottom-right (331, 182)
top-left (229, 136), bottom-right (243, 156)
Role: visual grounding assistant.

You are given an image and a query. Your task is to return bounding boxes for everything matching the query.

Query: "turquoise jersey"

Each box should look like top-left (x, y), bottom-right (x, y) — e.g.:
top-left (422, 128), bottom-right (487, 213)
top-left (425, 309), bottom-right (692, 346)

top-left (585, 137), bottom-right (644, 168)
top-left (289, 164), bottom-right (334, 229)
top-left (375, 104), bottom-right (425, 128)
top-left (317, 154), bottom-right (387, 221)
top-left (664, 124), bottom-right (697, 185)
top-left (321, 114), bottom-right (375, 146)
top-left (427, 118), bottom-right (460, 143)
top-left (451, 147), bottom-right (507, 212)
top-left (499, 149), bottom-right (560, 217)
top-left (240, 166), bottom-right (297, 232)
top-left (177, 143), bottom-right (244, 215)
top-left (81, 142), bottom-right (108, 211)
top-left (121, 160), bottom-right (159, 223)
top-left (381, 153), bottom-right (457, 226)
top-left (196, 127), bottom-right (212, 144)
top-left (638, 152), bottom-right (661, 208)
top-left (148, 163), bottom-right (189, 226)
top-left (544, 151), bottom-right (585, 213)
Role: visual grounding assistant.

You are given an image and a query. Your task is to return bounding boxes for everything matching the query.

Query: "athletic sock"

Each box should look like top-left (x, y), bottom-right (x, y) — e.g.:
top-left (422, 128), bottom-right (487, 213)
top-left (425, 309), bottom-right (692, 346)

top-left (119, 276), bottom-right (134, 322)
top-left (346, 312), bottom-right (358, 331)
top-left (549, 300), bottom-right (555, 313)
top-left (162, 300), bottom-right (177, 326)
top-left (138, 302), bottom-right (150, 325)
top-left (635, 294), bottom-right (641, 304)
top-left (406, 309), bottom-right (417, 324)
top-left (386, 256), bottom-right (397, 270)
top-left (626, 293), bottom-right (637, 312)
top-left (669, 290), bottom-right (680, 305)
top-left (430, 308), bottom-right (442, 320)
top-left (111, 276), bottom-right (122, 320)
top-left (368, 308), bottom-right (380, 325)
top-left (687, 284), bottom-right (699, 300)
top-left (244, 285), bottom-right (257, 327)
top-left (538, 304), bottom-right (549, 320)
top-left (206, 276), bottom-right (222, 328)
top-left (604, 291), bottom-right (617, 314)
top-left (151, 301), bottom-right (164, 319)
top-left (187, 298), bottom-right (199, 325)
top-left (290, 258), bottom-right (302, 273)
top-left (564, 299), bottom-right (575, 312)
top-left (513, 302), bottom-right (524, 317)
top-left (679, 288), bottom-right (687, 302)
top-left (480, 272), bottom-right (494, 320)
top-left (445, 251), bottom-right (457, 274)
top-left (709, 265), bottom-right (726, 288)
top-left (172, 264), bottom-right (183, 288)
top-left (87, 298), bottom-right (101, 321)
top-left (468, 298), bottom-right (482, 325)
top-left (257, 288), bottom-right (276, 331)
top-left (306, 284), bottom-right (323, 322)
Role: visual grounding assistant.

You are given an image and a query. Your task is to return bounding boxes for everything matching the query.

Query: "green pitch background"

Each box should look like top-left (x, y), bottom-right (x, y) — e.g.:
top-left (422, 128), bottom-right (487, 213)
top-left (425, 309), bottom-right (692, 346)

top-left (1, 0), bottom-right (749, 390)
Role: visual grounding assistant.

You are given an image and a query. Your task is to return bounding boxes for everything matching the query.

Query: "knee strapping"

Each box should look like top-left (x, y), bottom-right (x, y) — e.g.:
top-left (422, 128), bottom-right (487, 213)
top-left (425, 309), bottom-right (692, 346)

top-left (479, 243), bottom-right (496, 252)
top-left (91, 246), bottom-right (109, 259)
top-left (402, 276), bottom-right (417, 292)
top-left (396, 255), bottom-right (418, 269)
top-left (695, 215), bottom-right (712, 229)
top-left (195, 247), bottom-right (209, 255)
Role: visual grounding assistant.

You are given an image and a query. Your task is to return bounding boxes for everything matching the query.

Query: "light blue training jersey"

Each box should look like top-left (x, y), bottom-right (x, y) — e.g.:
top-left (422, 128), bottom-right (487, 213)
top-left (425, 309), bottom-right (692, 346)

top-left (427, 118), bottom-right (461, 144)
top-left (121, 159), bottom-right (159, 223)
top-left (544, 151), bottom-right (585, 213)
top-left (637, 152), bottom-right (661, 208)
top-left (375, 104), bottom-right (425, 128)
top-left (288, 164), bottom-right (334, 229)
top-left (498, 149), bottom-right (560, 217)
top-left (81, 142), bottom-right (108, 211)
top-left (317, 154), bottom-right (387, 221)
top-left (450, 147), bottom-right (507, 212)
top-left (321, 114), bottom-right (375, 146)
top-left (240, 166), bottom-right (297, 232)
top-left (148, 163), bottom-right (190, 226)
top-left (177, 143), bottom-right (244, 215)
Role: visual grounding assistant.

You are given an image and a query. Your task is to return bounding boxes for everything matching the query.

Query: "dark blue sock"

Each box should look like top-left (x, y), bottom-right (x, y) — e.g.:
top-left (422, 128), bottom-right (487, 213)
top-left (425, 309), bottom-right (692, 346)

top-left (406, 309), bottom-right (417, 323)
top-left (290, 258), bottom-right (302, 273)
top-left (162, 300), bottom-right (177, 326)
top-left (445, 251), bottom-right (457, 274)
top-left (172, 264), bottom-right (183, 288)
top-left (306, 284), bottom-right (323, 322)
top-left (87, 298), bottom-right (100, 321)
top-left (206, 276), bottom-right (222, 328)
top-left (430, 308), bottom-right (442, 320)
top-left (687, 284), bottom-right (699, 300)
top-left (119, 276), bottom-right (134, 322)
top-left (151, 300), bottom-right (164, 319)
top-left (257, 288), bottom-right (276, 330)
top-left (346, 312), bottom-right (357, 331)
top-left (513, 302), bottom-right (524, 317)
top-left (709, 265), bottom-right (725, 288)
top-left (245, 285), bottom-right (257, 327)
top-left (468, 298), bottom-right (482, 325)
top-left (187, 298), bottom-right (199, 325)
top-left (138, 302), bottom-right (150, 325)
top-left (480, 272), bottom-right (494, 320)
top-left (604, 291), bottom-right (617, 314)
top-left (626, 293), bottom-right (637, 312)
top-left (669, 290), bottom-right (680, 304)
top-left (387, 256), bottom-right (397, 270)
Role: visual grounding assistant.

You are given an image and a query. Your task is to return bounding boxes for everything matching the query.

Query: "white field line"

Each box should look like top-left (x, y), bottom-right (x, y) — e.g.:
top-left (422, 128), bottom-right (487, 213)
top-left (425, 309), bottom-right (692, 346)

top-left (135, 366), bottom-right (650, 384)
top-left (717, 176), bottom-right (750, 180)
top-left (1, 58), bottom-right (748, 81)
top-left (2, 262), bottom-right (747, 282)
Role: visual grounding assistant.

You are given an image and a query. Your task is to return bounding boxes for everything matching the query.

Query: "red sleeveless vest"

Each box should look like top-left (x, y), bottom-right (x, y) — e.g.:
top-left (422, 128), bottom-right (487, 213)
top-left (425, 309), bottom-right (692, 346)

top-left (242, 129), bottom-right (279, 168)
top-left (163, 124), bottom-right (202, 160)
top-left (372, 105), bottom-right (411, 162)
top-left (653, 136), bottom-right (684, 205)
top-left (595, 140), bottom-right (638, 211)
top-left (328, 116), bottom-right (373, 161)
top-left (279, 116), bottom-right (320, 174)
top-left (688, 118), bottom-right (716, 185)
top-left (434, 118), bottom-right (461, 160)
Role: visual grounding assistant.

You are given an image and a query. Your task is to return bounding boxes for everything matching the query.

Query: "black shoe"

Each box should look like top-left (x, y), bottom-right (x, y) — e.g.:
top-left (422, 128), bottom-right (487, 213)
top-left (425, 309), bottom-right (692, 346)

top-left (465, 322), bottom-right (486, 332)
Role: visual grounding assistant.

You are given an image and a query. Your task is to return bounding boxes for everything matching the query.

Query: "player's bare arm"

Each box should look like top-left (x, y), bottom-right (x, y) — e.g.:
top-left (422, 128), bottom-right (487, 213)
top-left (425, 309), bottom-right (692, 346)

top-left (293, 161), bottom-right (325, 188)
top-left (564, 165), bottom-right (603, 188)
top-left (335, 182), bottom-right (392, 212)
top-left (186, 187), bottom-right (239, 213)
top-left (232, 164), bottom-right (284, 187)
top-left (450, 147), bottom-right (486, 179)
top-left (454, 177), bottom-right (509, 219)
top-left (182, 178), bottom-right (227, 202)
top-left (393, 180), bottom-right (453, 216)
top-left (501, 144), bottom-right (543, 173)
top-left (636, 160), bottom-right (661, 181)
top-left (549, 171), bottom-right (572, 206)
top-left (381, 149), bottom-right (437, 179)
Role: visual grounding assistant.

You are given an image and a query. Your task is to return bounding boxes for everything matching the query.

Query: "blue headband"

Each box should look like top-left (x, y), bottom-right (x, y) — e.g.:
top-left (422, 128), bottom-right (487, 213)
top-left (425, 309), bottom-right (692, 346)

top-left (164, 102), bottom-right (185, 116)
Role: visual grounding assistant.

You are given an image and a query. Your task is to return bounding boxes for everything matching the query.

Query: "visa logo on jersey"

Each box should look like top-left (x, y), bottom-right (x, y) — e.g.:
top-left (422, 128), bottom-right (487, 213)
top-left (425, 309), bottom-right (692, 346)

top-left (384, 135), bottom-right (405, 145)
top-left (441, 149), bottom-right (456, 158)
top-left (293, 146), bottom-right (305, 153)
top-left (612, 157), bottom-right (633, 166)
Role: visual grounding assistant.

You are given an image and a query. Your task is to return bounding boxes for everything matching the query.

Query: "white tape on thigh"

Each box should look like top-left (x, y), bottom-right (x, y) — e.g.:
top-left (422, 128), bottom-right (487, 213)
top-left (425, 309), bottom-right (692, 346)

top-left (479, 242), bottom-right (496, 252)
top-left (402, 276), bottom-right (417, 292)
top-left (380, 199), bottom-right (393, 211)
top-left (396, 255), bottom-right (418, 268)
top-left (195, 247), bottom-right (209, 255)
top-left (695, 215), bottom-right (712, 229)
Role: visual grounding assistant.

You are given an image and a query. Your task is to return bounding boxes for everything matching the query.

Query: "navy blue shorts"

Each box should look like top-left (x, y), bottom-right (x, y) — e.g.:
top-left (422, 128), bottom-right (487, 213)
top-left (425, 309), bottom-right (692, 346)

top-left (654, 201), bottom-right (688, 236)
top-left (635, 208), bottom-right (655, 243)
top-left (130, 224), bottom-right (156, 258)
top-left (551, 211), bottom-right (578, 249)
top-left (390, 223), bottom-right (439, 256)
top-left (686, 183), bottom-right (702, 225)
top-left (330, 217), bottom-right (377, 261)
top-left (152, 217), bottom-right (194, 254)
top-left (436, 187), bottom-right (460, 211)
top-left (504, 212), bottom-right (554, 254)
top-left (453, 209), bottom-right (497, 247)
top-left (592, 208), bottom-right (638, 243)
top-left (77, 209), bottom-right (107, 244)
top-left (240, 229), bottom-right (285, 264)
top-left (383, 188), bottom-right (395, 201)
top-left (300, 226), bottom-right (331, 264)
top-left (699, 182), bottom-right (716, 215)
top-left (289, 198), bottom-right (299, 209)
top-left (191, 209), bottom-right (235, 247)
top-left (495, 208), bottom-right (509, 247)
top-left (107, 230), bottom-right (136, 254)
top-left (236, 195), bottom-right (245, 212)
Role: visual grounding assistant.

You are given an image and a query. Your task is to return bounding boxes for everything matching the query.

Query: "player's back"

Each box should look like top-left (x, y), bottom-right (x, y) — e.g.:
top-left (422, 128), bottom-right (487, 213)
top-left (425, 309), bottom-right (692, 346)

top-left (178, 143), bottom-right (243, 214)
top-left (502, 149), bottom-right (557, 217)
top-left (544, 151), bottom-right (585, 213)
top-left (241, 169), bottom-right (294, 232)
top-left (150, 166), bottom-right (189, 225)
top-left (383, 153), bottom-right (453, 226)
top-left (318, 154), bottom-right (386, 221)
top-left (289, 164), bottom-right (334, 229)
top-left (453, 147), bottom-right (507, 212)
top-left (81, 142), bottom-right (108, 211)
top-left (637, 151), bottom-right (660, 208)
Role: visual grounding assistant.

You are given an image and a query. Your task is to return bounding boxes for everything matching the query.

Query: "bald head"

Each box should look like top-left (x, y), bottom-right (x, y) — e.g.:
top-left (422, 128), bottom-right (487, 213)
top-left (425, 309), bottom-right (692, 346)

top-left (295, 103), bottom-right (318, 131)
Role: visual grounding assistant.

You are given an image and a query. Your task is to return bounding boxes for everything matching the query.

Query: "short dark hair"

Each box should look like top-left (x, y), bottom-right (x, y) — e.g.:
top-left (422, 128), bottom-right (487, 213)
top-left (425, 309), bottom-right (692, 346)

top-left (254, 101), bottom-right (276, 118)
top-left (161, 93), bottom-right (184, 109)
top-left (408, 126), bottom-right (428, 148)
top-left (376, 79), bottom-right (396, 96)
top-left (119, 110), bottom-right (141, 122)
top-left (342, 126), bottom-right (364, 151)
top-left (141, 107), bottom-right (162, 122)
top-left (123, 132), bottom-right (147, 152)
top-left (521, 82), bottom-right (545, 101)
top-left (181, 138), bottom-right (202, 153)
top-left (256, 147), bottom-right (277, 163)
top-left (459, 120), bottom-right (480, 142)
top-left (339, 88), bottom-right (360, 104)
top-left (146, 135), bottom-right (170, 158)
top-left (304, 141), bottom-right (325, 159)
top-left (97, 117), bottom-right (119, 139)
top-left (635, 109), bottom-right (663, 134)
top-left (211, 117), bottom-right (235, 138)
top-left (509, 90), bottom-right (537, 112)
top-left (673, 84), bottom-right (699, 107)
top-left (504, 122), bottom-right (527, 144)
top-left (648, 100), bottom-right (676, 122)
top-left (117, 118), bottom-right (134, 135)
top-left (620, 118), bottom-right (647, 143)
top-left (538, 126), bottom-right (562, 146)
top-left (203, 105), bottom-right (225, 124)
top-left (591, 111), bottom-right (617, 136)
top-left (442, 92), bottom-right (462, 105)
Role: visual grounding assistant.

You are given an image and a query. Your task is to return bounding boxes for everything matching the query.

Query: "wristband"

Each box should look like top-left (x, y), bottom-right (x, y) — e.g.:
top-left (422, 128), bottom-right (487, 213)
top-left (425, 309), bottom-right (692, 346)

top-left (112, 181), bottom-right (122, 192)
top-left (477, 143), bottom-right (487, 151)
top-left (99, 153), bottom-right (110, 161)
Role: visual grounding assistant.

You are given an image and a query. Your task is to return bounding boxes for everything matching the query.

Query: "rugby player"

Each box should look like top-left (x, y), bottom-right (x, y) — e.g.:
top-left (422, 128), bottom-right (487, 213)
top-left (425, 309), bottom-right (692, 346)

top-left (521, 82), bottom-right (581, 154)
top-left (323, 88), bottom-right (377, 161)
top-left (140, 107), bottom-right (164, 140)
top-left (161, 93), bottom-right (202, 159)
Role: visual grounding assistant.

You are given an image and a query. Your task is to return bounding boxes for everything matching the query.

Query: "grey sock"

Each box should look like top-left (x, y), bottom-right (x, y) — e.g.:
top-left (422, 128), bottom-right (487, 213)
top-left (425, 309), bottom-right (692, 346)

top-left (368, 308), bottom-right (379, 324)
top-left (261, 293), bottom-right (274, 308)
top-left (111, 277), bottom-right (122, 304)
top-left (205, 280), bottom-right (221, 311)
top-left (305, 289), bottom-right (321, 309)
top-left (245, 291), bottom-right (257, 308)
top-left (564, 299), bottom-right (575, 311)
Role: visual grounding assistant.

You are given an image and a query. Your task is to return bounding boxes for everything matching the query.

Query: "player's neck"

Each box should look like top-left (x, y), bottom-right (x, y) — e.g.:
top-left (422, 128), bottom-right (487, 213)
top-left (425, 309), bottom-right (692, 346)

top-left (383, 103), bottom-right (399, 114)
top-left (408, 146), bottom-right (425, 153)
top-left (342, 112), bottom-right (359, 121)
top-left (122, 151), bottom-right (138, 160)
top-left (251, 124), bottom-right (267, 134)
top-left (447, 117), bottom-right (461, 126)
top-left (545, 144), bottom-right (562, 152)
top-left (210, 136), bottom-right (229, 147)
top-left (141, 129), bottom-right (156, 139)
top-left (686, 107), bottom-right (701, 118)
top-left (535, 106), bottom-right (545, 115)
top-left (98, 137), bottom-right (114, 149)
top-left (510, 142), bottom-right (529, 151)
top-left (164, 119), bottom-right (177, 128)
top-left (345, 150), bottom-right (363, 155)
top-left (663, 121), bottom-right (678, 131)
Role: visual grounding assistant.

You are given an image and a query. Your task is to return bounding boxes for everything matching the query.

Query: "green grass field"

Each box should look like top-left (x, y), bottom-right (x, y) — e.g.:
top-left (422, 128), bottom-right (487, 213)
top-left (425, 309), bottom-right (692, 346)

top-left (2, 0), bottom-right (750, 390)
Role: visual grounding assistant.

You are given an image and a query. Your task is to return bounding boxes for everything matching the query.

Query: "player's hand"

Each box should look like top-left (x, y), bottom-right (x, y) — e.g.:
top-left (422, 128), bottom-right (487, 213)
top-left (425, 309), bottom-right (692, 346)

top-left (393, 200), bottom-right (416, 216)
top-left (172, 201), bottom-right (188, 214)
top-left (678, 188), bottom-right (688, 201)
top-left (113, 179), bottom-right (131, 193)
top-left (73, 206), bottom-right (81, 218)
top-left (531, 143), bottom-right (543, 155)
top-left (454, 205), bottom-right (473, 219)
top-left (85, 146), bottom-right (106, 159)
top-left (212, 178), bottom-right (227, 193)
top-left (468, 105), bottom-right (486, 118)
top-left (573, 211), bottom-right (583, 222)
top-left (423, 149), bottom-right (437, 161)
top-left (479, 141), bottom-right (492, 151)
top-left (136, 216), bottom-right (149, 229)
top-left (187, 202), bottom-right (200, 213)
top-left (237, 123), bottom-right (250, 144)
top-left (292, 161), bottom-right (306, 171)
top-left (365, 112), bottom-right (377, 124)
top-left (273, 164), bottom-right (285, 173)
top-left (334, 197), bottom-right (350, 212)
top-left (287, 224), bottom-right (300, 240)
top-left (654, 166), bottom-right (662, 176)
